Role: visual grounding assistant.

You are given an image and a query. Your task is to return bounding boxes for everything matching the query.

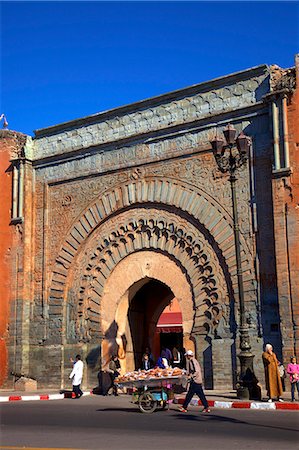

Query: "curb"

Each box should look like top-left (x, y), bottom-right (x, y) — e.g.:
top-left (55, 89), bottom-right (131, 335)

top-left (174, 397), bottom-right (299, 410)
top-left (0, 391), bottom-right (92, 403)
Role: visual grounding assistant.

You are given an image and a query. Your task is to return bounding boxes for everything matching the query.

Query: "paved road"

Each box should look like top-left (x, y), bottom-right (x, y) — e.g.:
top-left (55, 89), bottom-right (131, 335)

top-left (0, 395), bottom-right (298, 450)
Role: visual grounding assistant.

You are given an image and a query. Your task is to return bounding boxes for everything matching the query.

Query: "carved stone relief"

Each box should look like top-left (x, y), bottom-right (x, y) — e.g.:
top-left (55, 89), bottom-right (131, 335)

top-left (44, 158), bottom-right (252, 273)
top-left (33, 71), bottom-right (269, 160)
top-left (35, 121), bottom-right (253, 185)
top-left (45, 175), bottom-right (258, 346)
top-left (67, 208), bottom-right (231, 343)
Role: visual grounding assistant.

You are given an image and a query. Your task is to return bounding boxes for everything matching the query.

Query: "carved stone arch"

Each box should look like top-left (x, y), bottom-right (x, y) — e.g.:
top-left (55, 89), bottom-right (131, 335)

top-left (65, 208), bottom-right (231, 346)
top-left (49, 176), bottom-right (254, 343)
top-left (101, 252), bottom-right (195, 372)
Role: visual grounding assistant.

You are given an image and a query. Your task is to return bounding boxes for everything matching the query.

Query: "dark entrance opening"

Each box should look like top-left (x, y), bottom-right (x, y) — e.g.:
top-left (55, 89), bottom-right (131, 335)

top-left (160, 332), bottom-right (183, 352)
top-left (128, 278), bottom-right (174, 370)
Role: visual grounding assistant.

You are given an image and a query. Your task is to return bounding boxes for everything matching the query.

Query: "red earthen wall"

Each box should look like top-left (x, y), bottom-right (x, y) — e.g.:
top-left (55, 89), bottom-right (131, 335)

top-left (0, 130), bottom-right (26, 386)
top-left (287, 56), bottom-right (299, 355)
top-left (0, 134), bottom-right (13, 385)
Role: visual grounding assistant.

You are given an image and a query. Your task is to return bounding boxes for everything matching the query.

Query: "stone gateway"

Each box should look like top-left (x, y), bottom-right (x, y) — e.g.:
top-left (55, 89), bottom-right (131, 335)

top-left (0, 57), bottom-right (298, 391)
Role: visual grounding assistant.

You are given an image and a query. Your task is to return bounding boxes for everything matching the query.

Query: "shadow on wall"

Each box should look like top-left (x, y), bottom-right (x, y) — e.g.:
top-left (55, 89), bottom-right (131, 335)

top-left (102, 320), bottom-right (127, 366)
top-left (86, 346), bottom-right (101, 370)
top-left (203, 336), bottom-right (213, 389)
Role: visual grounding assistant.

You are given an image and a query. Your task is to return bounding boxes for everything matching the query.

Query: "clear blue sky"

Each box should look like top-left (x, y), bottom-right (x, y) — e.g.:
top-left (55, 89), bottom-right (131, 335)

top-left (1, 1), bottom-right (298, 136)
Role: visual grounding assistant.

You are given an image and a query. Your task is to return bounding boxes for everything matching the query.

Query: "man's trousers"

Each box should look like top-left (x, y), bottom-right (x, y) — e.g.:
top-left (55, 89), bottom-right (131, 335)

top-left (183, 380), bottom-right (209, 409)
top-left (73, 384), bottom-right (83, 398)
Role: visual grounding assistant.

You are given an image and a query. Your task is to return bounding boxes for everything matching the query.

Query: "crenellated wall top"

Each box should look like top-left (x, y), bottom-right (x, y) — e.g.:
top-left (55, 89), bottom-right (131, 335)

top-left (32, 65), bottom-right (269, 161)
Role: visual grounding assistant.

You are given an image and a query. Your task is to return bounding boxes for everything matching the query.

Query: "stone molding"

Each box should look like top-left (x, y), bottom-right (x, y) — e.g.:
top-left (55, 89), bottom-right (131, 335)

top-left (33, 70), bottom-right (269, 160)
top-left (34, 121), bottom-right (253, 185)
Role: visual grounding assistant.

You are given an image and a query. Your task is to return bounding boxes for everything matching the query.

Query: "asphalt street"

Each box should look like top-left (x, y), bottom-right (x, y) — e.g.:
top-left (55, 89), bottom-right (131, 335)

top-left (0, 395), bottom-right (298, 450)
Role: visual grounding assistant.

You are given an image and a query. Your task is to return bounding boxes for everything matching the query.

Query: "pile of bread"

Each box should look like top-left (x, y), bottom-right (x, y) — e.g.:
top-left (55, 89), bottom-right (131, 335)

top-left (115, 367), bottom-right (184, 383)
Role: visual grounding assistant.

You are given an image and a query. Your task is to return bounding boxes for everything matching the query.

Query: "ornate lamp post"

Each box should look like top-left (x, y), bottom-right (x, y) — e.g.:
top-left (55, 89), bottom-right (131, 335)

top-left (210, 124), bottom-right (259, 400)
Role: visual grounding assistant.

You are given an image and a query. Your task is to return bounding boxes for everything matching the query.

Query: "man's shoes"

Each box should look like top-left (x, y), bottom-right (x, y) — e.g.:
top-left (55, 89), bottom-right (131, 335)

top-left (267, 398), bottom-right (272, 403)
top-left (202, 408), bottom-right (211, 413)
top-left (278, 398), bottom-right (284, 402)
top-left (178, 406), bottom-right (188, 413)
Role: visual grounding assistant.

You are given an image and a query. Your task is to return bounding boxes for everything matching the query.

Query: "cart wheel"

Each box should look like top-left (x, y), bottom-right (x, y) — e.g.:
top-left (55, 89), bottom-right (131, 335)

top-left (139, 392), bottom-right (157, 413)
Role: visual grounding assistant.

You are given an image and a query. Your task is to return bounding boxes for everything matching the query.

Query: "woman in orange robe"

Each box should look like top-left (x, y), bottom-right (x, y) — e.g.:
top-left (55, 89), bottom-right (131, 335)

top-left (262, 344), bottom-right (283, 402)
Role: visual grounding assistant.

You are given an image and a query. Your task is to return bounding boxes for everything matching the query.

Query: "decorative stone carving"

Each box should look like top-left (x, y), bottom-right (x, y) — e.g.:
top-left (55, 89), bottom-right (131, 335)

top-left (270, 65), bottom-right (296, 93)
top-left (33, 71), bottom-right (269, 160)
top-left (42, 158), bottom-right (252, 275)
top-left (46, 175), bottom-right (255, 331)
top-left (67, 209), bottom-right (230, 343)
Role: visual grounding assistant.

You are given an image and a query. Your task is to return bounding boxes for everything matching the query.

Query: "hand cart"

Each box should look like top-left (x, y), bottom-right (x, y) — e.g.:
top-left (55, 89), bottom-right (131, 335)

top-left (117, 376), bottom-right (185, 413)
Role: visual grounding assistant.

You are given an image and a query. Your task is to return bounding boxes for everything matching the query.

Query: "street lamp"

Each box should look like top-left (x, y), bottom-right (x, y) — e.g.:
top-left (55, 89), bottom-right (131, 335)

top-left (210, 124), bottom-right (259, 400)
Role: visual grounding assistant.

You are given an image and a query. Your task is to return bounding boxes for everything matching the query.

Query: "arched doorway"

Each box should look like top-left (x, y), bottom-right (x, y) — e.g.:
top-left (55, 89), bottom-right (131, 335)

top-left (128, 279), bottom-right (174, 369)
top-left (99, 251), bottom-right (195, 373)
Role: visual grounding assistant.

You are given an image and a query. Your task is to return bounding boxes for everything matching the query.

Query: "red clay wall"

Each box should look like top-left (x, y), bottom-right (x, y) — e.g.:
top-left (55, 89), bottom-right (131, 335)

top-left (287, 56), bottom-right (299, 356)
top-left (0, 130), bottom-right (26, 386)
top-left (272, 57), bottom-right (299, 361)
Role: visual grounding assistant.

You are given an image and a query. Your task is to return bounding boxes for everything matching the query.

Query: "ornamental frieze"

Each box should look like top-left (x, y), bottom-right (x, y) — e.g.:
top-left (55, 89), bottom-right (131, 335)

top-left (33, 70), bottom-right (268, 160)
top-left (34, 120), bottom-right (253, 183)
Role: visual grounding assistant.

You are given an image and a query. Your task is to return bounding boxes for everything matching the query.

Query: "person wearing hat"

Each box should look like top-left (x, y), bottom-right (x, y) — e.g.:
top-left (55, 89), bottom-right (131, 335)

top-left (178, 350), bottom-right (210, 413)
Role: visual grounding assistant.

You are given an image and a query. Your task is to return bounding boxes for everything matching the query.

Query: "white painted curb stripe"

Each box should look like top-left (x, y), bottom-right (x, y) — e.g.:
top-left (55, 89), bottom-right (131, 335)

top-left (21, 395), bottom-right (41, 401)
top-left (214, 401), bottom-right (233, 409)
top-left (0, 392), bottom-right (93, 402)
top-left (48, 394), bottom-right (66, 400)
top-left (250, 402), bottom-right (276, 410)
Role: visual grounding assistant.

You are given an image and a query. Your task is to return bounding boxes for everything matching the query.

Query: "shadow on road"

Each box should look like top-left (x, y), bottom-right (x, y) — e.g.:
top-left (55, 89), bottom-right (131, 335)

top-left (96, 407), bottom-right (140, 413)
top-left (173, 412), bottom-right (299, 433)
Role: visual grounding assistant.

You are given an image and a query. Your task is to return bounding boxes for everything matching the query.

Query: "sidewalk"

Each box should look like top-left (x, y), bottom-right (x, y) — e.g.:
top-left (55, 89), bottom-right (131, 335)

top-left (0, 389), bottom-right (91, 402)
top-left (173, 389), bottom-right (299, 411)
top-left (1, 388), bottom-right (298, 410)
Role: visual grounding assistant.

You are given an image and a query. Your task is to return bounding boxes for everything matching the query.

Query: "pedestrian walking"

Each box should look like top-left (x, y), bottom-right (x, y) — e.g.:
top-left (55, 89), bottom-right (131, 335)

top-left (262, 344), bottom-right (283, 402)
top-left (69, 354), bottom-right (84, 399)
top-left (287, 356), bottom-right (299, 402)
top-left (178, 350), bottom-right (210, 413)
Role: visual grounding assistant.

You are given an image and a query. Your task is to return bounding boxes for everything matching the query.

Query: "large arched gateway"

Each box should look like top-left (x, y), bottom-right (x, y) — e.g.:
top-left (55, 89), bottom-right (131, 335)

top-left (1, 60), bottom-right (298, 390)
top-left (50, 179), bottom-right (254, 388)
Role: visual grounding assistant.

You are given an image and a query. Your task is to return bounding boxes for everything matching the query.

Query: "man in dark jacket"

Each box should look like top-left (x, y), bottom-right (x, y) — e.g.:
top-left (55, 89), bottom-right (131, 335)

top-left (107, 355), bottom-right (120, 396)
top-left (178, 350), bottom-right (210, 413)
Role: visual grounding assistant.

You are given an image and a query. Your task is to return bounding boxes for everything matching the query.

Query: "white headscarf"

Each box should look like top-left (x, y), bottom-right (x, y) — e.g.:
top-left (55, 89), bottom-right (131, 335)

top-left (265, 343), bottom-right (273, 352)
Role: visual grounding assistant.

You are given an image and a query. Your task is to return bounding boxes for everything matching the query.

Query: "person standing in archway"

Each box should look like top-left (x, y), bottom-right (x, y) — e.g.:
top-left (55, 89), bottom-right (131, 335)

top-left (172, 346), bottom-right (181, 368)
top-left (178, 350), bottom-right (210, 413)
